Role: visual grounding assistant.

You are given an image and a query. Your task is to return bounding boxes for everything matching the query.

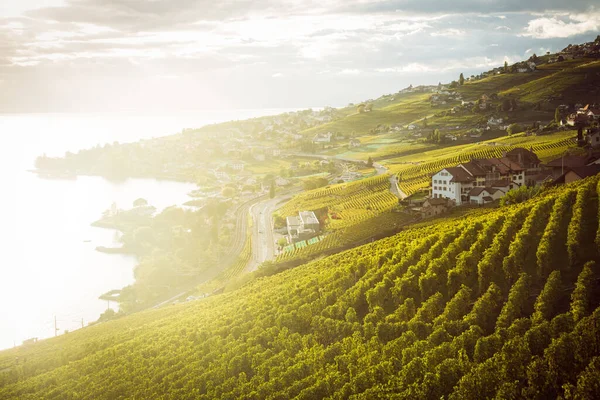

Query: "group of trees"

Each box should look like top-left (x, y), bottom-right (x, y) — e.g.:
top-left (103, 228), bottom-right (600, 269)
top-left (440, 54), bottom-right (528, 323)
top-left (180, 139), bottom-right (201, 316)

top-left (357, 103), bottom-right (374, 113)
top-left (2, 176), bottom-right (600, 399)
top-left (110, 200), bottom-right (233, 311)
top-left (426, 129), bottom-right (445, 144)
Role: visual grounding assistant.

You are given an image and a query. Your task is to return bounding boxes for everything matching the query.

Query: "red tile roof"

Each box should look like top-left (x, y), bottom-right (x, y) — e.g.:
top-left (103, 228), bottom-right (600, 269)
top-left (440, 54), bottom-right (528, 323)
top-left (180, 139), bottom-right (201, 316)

top-left (546, 154), bottom-right (597, 168)
top-left (460, 161), bottom-right (487, 176)
top-left (446, 167), bottom-right (474, 183)
top-left (488, 179), bottom-right (512, 188)
top-left (568, 165), bottom-right (600, 179)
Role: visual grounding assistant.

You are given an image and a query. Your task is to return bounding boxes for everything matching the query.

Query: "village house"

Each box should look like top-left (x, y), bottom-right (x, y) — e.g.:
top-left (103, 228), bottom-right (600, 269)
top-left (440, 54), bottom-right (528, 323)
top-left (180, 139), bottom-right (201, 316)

top-left (586, 128), bottom-right (600, 147)
top-left (567, 113), bottom-right (590, 126)
top-left (526, 172), bottom-right (555, 187)
top-left (275, 177), bottom-right (291, 187)
top-left (487, 117), bottom-right (504, 127)
top-left (349, 138), bottom-right (361, 148)
top-left (420, 198), bottom-right (454, 218)
top-left (431, 167), bottom-right (474, 205)
top-left (505, 147), bottom-right (542, 174)
top-left (286, 211), bottom-right (320, 241)
top-left (265, 148), bottom-right (281, 157)
top-left (229, 161), bottom-right (246, 171)
top-left (468, 187), bottom-right (504, 205)
top-left (430, 148), bottom-right (534, 205)
top-left (312, 132), bottom-right (333, 144)
top-left (554, 165), bottom-right (600, 184)
top-left (545, 153), bottom-right (600, 178)
top-left (212, 168), bottom-right (231, 182)
top-left (287, 132), bottom-right (303, 141)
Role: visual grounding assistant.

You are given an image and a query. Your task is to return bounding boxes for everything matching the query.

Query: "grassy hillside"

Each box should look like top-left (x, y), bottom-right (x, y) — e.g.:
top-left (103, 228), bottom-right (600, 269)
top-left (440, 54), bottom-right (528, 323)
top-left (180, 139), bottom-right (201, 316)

top-left (2, 177), bottom-right (600, 399)
top-left (502, 60), bottom-right (600, 105)
top-left (296, 57), bottom-right (599, 164)
top-left (275, 174), bottom-right (413, 263)
top-left (274, 130), bottom-right (577, 263)
top-left (300, 93), bottom-right (434, 137)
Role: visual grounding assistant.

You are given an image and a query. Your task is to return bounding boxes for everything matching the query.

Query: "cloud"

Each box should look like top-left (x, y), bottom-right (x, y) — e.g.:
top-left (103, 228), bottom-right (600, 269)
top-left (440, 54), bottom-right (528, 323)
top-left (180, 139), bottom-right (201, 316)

top-left (522, 12), bottom-right (600, 38)
top-left (339, 68), bottom-right (360, 75)
top-left (1, 0), bottom-right (600, 112)
top-left (430, 28), bottom-right (466, 37)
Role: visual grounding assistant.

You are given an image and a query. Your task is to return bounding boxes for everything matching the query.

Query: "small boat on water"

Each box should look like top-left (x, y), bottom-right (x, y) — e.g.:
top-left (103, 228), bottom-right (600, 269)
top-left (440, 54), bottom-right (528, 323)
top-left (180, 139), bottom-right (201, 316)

top-left (83, 240), bottom-right (91, 243)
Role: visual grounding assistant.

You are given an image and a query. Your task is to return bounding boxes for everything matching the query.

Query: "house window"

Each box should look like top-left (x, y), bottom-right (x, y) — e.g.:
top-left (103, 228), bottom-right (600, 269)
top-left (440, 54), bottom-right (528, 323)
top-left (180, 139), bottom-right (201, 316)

top-left (434, 179), bottom-right (438, 184)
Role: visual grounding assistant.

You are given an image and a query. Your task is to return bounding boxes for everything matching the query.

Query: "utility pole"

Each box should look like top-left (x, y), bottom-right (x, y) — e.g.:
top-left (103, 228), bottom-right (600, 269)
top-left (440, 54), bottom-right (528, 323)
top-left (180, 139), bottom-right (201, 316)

top-left (54, 316), bottom-right (59, 337)
top-left (81, 318), bottom-right (84, 329)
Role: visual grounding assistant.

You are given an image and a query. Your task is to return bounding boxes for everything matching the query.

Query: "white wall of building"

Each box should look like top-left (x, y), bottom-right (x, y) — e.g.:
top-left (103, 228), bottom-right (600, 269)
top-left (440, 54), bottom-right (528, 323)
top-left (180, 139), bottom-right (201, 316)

top-left (431, 170), bottom-right (463, 205)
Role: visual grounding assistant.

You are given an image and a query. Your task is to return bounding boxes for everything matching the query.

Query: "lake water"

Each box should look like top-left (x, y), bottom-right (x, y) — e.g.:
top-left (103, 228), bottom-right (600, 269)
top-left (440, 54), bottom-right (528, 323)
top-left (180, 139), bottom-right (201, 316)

top-left (0, 109), bottom-right (298, 350)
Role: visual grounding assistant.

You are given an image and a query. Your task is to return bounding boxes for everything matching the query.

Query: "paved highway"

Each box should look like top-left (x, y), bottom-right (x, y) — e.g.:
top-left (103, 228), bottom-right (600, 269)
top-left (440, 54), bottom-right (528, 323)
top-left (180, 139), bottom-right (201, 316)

top-left (246, 192), bottom-right (298, 272)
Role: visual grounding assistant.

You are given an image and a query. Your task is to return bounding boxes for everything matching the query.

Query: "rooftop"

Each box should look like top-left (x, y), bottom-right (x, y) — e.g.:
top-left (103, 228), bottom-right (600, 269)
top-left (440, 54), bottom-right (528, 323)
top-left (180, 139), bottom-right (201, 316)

top-left (567, 165), bottom-right (600, 179)
top-left (299, 211), bottom-right (319, 226)
top-left (445, 167), bottom-right (474, 183)
top-left (425, 198), bottom-right (450, 206)
top-left (546, 154), bottom-right (598, 168)
top-left (286, 216), bottom-right (301, 227)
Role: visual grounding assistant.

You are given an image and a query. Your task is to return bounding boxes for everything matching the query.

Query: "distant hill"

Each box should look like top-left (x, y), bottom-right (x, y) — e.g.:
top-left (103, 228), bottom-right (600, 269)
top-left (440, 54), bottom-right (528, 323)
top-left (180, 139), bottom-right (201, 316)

top-left (301, 37), bottom-right (600, 138)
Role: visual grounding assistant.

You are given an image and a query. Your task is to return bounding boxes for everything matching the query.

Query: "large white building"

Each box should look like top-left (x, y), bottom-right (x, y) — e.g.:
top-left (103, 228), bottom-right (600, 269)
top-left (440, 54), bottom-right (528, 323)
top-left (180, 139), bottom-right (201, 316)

top-left (431, 154), bottom-right (529, 205)
top-left (431, 167), bottom-right (473, 205)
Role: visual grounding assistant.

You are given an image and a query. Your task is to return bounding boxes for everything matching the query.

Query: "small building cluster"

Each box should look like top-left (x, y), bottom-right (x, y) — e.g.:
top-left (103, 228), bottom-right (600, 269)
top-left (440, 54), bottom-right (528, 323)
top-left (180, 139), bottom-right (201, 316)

top-left (416, 143), bottom-right (600, 218)
top-left (430, 147), bottom-right (540, 206)
top-left (565, 104), bottom-right (600, 126)
top-left (286, 211), bottom-right (321, 242)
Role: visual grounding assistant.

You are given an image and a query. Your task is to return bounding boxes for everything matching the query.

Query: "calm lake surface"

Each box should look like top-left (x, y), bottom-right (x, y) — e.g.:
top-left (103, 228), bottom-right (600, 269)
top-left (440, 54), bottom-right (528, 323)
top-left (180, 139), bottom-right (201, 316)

top-left (0, 109), bottom-right (296, 350)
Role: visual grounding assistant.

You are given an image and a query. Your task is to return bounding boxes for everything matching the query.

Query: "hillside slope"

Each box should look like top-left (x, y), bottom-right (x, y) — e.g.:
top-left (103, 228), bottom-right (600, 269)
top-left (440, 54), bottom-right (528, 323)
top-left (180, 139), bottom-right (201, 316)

top-left (1, 177), bottom-right (600, 399)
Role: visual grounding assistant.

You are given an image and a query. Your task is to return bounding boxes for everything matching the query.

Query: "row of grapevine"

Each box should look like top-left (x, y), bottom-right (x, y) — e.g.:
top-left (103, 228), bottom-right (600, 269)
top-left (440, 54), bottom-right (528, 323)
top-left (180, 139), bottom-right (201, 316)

top-left (2, 176), bottom-right (600, 399)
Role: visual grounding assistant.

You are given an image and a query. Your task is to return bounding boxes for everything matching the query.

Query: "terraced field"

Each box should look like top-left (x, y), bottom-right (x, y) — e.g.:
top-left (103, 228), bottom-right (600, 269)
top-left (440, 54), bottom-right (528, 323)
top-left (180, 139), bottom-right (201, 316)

top-left (2, 177), bottom-right (599, 399)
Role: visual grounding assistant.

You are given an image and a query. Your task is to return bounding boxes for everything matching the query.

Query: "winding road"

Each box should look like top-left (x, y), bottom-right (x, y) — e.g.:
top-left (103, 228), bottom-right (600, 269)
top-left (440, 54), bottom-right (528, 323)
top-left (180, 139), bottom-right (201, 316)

top-left (246, 191), bottom-right (299, 272)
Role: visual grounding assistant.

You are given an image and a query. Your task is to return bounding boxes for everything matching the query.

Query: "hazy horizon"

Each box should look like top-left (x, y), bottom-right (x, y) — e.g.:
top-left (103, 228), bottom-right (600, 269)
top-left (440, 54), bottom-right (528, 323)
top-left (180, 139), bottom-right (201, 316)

top-left (1, 1), bottom-right (599, 113)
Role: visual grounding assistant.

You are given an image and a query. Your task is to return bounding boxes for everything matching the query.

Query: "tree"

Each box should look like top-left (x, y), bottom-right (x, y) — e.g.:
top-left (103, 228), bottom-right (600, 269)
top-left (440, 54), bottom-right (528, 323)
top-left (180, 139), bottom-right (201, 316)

top-left (357, 103), bottom-right (366, 113)
top-left (459, 73), bottom-right (465, 86)
top-left (555, 107), bottom-right (562, 124)
top-left (507, 123), bottom-right (522, 136)
top-left (221, 186), bottom-right (235, 198)
top-left (133, 198), bottom-right (148, 207)
top-left (504, 60), bottom-right (508, 73)
top-left (531, 53), bottom-right (539, 63)
top-left (269, 181), bottom-right (275, 199)
top-left (366, 157), bottom-right (373, 167)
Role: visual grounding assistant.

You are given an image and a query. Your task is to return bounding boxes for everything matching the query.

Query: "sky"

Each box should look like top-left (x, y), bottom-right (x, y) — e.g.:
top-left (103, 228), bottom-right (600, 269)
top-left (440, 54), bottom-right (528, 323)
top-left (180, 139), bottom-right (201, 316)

top-left (0, 0), bottom-right (599, 113)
